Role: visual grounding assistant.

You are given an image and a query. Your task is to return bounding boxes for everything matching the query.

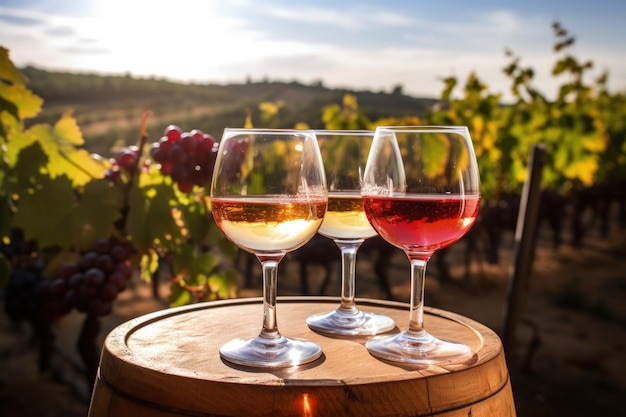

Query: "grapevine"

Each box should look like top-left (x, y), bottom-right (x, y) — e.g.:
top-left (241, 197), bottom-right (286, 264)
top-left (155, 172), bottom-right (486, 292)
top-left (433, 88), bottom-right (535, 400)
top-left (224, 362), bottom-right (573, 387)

top-left (0, 46), bottom-right (239, 394)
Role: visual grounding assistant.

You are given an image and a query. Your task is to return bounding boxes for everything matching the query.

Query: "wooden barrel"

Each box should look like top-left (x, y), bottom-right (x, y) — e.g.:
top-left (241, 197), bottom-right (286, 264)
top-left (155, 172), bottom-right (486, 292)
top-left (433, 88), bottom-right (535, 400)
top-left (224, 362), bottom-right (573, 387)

top-left (88, 297), bottom-right (516, 417)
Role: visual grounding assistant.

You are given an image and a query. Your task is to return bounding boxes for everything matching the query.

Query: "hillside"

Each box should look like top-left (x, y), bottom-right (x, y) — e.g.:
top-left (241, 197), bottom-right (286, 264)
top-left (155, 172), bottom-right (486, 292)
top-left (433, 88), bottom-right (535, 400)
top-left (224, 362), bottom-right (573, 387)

top-left (20, 67), bottom-right (438, 157)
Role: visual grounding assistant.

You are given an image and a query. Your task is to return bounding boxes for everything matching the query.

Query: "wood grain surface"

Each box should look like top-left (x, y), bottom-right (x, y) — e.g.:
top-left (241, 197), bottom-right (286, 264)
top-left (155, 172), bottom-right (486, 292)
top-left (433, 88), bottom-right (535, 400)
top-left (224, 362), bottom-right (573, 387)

top-left (88, 297), bottom-right (516, 417)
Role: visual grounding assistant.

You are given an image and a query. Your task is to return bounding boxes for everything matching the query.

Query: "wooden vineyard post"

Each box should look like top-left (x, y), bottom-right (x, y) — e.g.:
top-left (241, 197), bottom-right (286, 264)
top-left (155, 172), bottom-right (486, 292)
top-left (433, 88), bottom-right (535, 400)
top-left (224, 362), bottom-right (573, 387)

top-left (500, 143), bottom-right (547, 354)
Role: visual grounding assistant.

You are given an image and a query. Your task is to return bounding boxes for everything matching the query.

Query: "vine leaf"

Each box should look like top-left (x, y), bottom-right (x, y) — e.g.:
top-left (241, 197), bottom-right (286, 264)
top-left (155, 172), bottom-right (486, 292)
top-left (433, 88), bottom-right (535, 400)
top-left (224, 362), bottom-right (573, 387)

top-left (12, 144), bottom-right (123, 250)
top-left (172, 246), bottom-right (216, 286)
top-left (177, 193), bottom-right (210, 243)
top-left (8, 140), bottom-right (48, 191)
top-left (12, 174), bottom-right (77, 248)
top-left (0, 46), bottom-right (25, 85)
top-left (54, 112), bottom-right (85, 146)
top-left (126, 180), bottom-right (185, 254)
top-left (8, 120), bottom-right (106, 187)
top-left (0, 80), bottom-right (43, 120)
top-left (49, 114), bottom-right (106, 185)
top-left (209, 269), bottom-right (238, 299)
top-left (169, 283), bottom-right (192, 307)
top-left (76, 180), bottom-right (126, 246)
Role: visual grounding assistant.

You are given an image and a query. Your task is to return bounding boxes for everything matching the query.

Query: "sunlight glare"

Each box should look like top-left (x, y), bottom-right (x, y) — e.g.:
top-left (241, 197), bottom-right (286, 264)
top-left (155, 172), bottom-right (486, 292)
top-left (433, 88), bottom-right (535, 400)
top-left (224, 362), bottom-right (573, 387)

top-left (78, 1), bottom-right (257, 81)
top-left (301, 393), bottom-right (314, 417)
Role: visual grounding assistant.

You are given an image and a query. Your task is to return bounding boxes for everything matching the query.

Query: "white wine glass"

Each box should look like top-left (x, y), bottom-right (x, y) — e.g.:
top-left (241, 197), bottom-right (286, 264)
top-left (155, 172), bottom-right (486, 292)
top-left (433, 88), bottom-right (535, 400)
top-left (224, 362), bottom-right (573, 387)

top-left (306, 130), bottom-right (395, 336)
top-left (362, 126), bottom-right (480, 364)
top-left (210, 128), bottom-right (327, 367)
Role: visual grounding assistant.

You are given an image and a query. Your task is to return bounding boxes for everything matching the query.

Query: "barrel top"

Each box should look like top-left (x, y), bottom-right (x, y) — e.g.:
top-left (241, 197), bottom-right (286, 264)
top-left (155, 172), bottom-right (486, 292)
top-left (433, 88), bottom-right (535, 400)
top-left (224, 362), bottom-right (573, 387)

top-left (102, 297), bottom-right (502, 384)
top-left (93, 297), bottom-right (515, 417)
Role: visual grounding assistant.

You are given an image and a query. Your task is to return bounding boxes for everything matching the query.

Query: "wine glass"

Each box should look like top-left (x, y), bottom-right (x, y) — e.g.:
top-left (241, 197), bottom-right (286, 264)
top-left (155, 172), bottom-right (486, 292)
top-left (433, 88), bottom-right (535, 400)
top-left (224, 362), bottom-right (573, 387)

top-left (210, 128), bottom-right (327, 367)
top-left (306, 130), bottom-right (395, 336)
top-left (361, 126), bottom-right (480, 364)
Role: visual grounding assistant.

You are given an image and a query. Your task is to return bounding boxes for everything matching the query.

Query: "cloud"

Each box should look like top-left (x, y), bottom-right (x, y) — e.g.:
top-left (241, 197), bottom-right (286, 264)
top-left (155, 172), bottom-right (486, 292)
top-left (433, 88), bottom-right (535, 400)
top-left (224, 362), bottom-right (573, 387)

top-left (263, 4), bottom-right (412, 31)
top-left (0, 0), bottom-right (623, 101)
top-left (0, 10), bottom-right (46, 26)
top-left (372, 11), bottom-right (414, 27)
top-left (248, 53), bottom-right (335, 74)
top-left (45, 25), bottom-right (77, 37)
top-left (60, 45), bottom-right (109, 55)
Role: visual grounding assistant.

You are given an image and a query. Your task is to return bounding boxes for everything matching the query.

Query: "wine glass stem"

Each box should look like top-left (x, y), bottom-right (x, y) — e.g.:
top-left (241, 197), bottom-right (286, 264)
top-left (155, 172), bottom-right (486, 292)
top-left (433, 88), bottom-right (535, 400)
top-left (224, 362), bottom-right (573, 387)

top-left (258, 255), bottom-right (284, 339)
top-left (407, 257), bottom-right (430, 337)
top-left (336, 240), bottom-right (363, 312)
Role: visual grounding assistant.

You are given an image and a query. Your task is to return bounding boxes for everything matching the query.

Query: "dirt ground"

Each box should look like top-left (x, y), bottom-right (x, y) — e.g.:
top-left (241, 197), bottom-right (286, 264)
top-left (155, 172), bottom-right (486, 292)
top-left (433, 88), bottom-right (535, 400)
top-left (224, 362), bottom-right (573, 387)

top-left (1, 211), bottom-right (625, 417)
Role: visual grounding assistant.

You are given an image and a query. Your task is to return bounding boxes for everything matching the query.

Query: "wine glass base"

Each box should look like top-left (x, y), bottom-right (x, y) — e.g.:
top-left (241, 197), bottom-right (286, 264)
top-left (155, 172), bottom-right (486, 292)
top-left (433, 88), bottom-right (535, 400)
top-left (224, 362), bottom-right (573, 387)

top-left (366, 330), bottom-right (471, 365)
top-left (220, 334), bottom-right (322, 368)
top-left (307, 308), bottom-right (395, 336)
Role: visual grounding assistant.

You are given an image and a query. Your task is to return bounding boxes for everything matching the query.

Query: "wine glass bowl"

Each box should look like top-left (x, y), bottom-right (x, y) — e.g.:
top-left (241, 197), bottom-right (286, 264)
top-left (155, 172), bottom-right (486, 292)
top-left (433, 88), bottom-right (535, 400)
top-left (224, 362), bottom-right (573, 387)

top-left (362, 126), bottom-right (480, 364)
top-left (210, 128), bottom-right (327, 367)
top-left (305, 130), bottom-right (395, 336)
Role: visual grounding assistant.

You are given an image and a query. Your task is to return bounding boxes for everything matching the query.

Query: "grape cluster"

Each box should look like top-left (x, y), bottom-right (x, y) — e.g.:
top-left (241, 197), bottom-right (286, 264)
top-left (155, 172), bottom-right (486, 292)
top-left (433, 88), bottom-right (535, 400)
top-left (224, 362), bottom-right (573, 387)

top-left (2, 227), bottom-right (47, 322)
top-left (150, 125), bottom-right (218, 193)
top-left (3, 265), bottom-right (48, 322)
top-left (46, 238), bottom-right (134, 317)
top-left (105, 145), bottom-right (141, 183)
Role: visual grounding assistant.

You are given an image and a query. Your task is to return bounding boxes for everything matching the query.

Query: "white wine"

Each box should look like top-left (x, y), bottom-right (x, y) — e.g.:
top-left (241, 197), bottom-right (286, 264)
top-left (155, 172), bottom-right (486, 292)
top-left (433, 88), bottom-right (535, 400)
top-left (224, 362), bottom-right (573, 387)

top-left (318, 192), bottom-right (377, 240)
top-left (212, 196), bottom-right (326, 252)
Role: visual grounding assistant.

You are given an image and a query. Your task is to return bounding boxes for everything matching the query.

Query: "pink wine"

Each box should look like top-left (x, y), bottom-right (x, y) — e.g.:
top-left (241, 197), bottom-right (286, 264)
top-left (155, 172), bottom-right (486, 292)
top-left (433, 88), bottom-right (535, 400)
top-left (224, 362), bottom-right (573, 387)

top-left (211, 197), bottom-right (327, 252)
top-left (362, 194), bottom-right (480, 253)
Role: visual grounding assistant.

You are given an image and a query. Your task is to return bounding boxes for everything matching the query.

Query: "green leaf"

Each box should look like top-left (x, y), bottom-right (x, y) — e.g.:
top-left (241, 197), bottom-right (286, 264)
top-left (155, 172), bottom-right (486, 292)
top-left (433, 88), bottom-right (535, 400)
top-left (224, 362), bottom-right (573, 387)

top-left (176, 194), bottom-right (210, 243)
top-left (172, 246), bottom-right (217, 284)
top-left (169, 283), bottom-right (192, 307)
top-left (12, 174), bottom-right (76, 248)
top-left (172, 245), bottom-right (195, 278)
top-left (7, 139), bottom-right (49, 194)
top-left (12, 172), bottom-right (122, 250)
top-left (126, 181), bottom-right (184, 253)
top-left (140, 251), bottom-right (159, 282)
top-left (4, 125), bottom-right (40, 169)
top-left (195, 250), bottom-right (218, 275)
top-left (74, 180), bottom-right (124, 248)
top-left (208, 269), bottom-right (238, 299)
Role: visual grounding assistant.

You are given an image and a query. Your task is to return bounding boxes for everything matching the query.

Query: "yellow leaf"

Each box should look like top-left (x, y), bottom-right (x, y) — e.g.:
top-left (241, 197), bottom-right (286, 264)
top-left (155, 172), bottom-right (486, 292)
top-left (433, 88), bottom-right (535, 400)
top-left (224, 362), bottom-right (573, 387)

top-left (0, 82), bottom-right (43, 120)
top-left (0, 47), bottom-right (26, 85)
top-left (244, 109), bottom-right (253, 128)
top-left (140, 250), bottom-right (160, 282)
top-left (47, 148), bottom-right (107, 187)
top-left (259, 101), bottom-right (279, 117)
top-left (564, 157), bottom-right (598, 186)
top-left (581, 131), bottom-right (608, 153)
top-left (343, 94), bottom-right (358, 110)
top-left (471, 116), bottom-right (484, 141)
top-left (54, 112), bottom-right (84, 146)
top-left (512, 158), bottom-right (527, 183)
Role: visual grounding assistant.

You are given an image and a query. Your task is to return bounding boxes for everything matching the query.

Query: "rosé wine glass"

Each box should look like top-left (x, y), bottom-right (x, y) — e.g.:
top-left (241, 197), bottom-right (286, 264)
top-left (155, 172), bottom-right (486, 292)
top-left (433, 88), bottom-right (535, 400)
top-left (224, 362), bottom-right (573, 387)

top-left (306, 130), bottom-right (395, 336)
top-left (361, 126), bottom-right (480, 364)
top-left (210, 128), bottom-right (327, 368)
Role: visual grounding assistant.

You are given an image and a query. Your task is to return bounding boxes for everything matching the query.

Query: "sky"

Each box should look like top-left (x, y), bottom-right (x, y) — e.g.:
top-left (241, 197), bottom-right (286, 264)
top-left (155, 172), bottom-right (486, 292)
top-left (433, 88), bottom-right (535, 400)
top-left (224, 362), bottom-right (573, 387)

top-left (1, 0), bottom-right (625, 101)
